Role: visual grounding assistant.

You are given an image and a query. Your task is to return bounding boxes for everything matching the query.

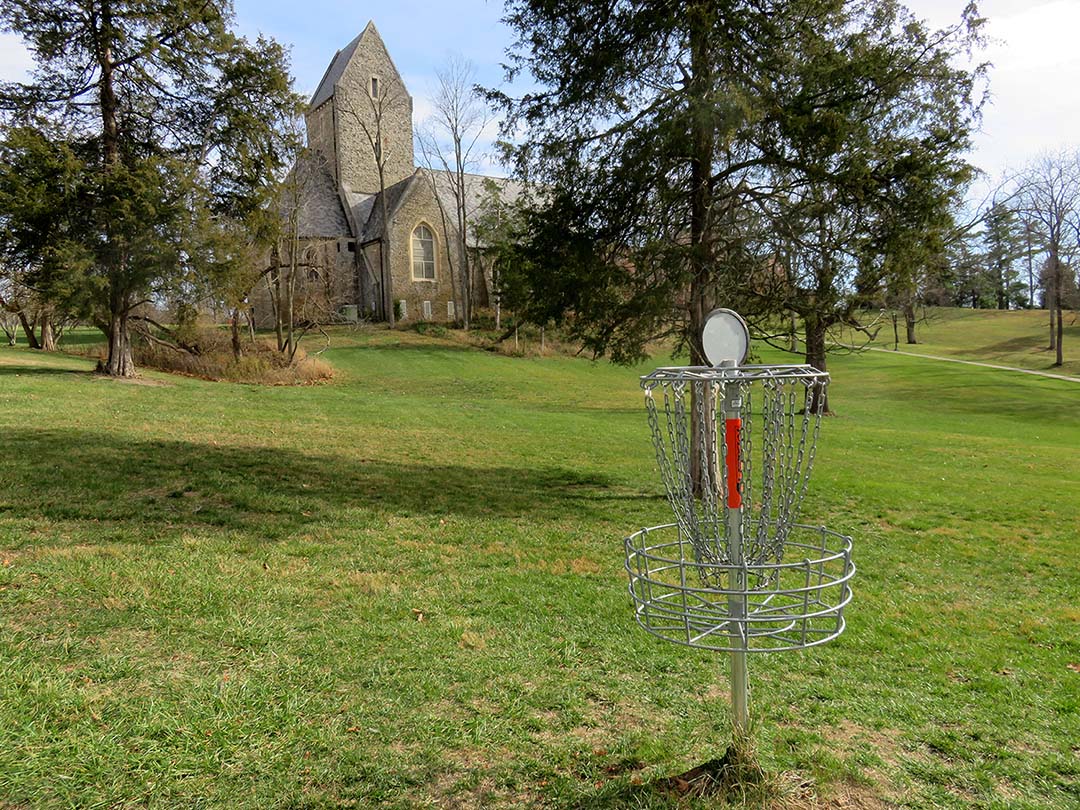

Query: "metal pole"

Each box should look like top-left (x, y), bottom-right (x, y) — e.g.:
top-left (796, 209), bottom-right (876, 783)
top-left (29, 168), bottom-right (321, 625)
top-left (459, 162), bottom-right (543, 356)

top-left (720, 363), bottom-right (748, 733)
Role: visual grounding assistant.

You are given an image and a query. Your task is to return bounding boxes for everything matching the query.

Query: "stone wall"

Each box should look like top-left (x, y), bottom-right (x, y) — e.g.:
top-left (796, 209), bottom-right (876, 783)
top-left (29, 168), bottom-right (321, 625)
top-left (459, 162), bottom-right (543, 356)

top-left (387, 182), bottom-right (457, 323)
top-left (333, 29), bottom-right (414, 195)
top-left (250, 238), bottom-right (356, 329)
top-left (304, 102), bottom-right (336, 179)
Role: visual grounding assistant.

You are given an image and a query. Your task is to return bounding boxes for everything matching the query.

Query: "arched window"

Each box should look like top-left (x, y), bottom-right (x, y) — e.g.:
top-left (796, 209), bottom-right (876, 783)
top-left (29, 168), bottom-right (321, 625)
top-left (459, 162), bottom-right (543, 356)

top-left (411, 224), bottom-right (436, 280)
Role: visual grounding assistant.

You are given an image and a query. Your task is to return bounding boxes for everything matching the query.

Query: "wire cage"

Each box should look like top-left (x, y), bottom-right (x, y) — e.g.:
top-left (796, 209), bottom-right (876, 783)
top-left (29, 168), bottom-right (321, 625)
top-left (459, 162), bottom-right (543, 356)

top-left (625, 522), bottom-right (853, 652)
top-left (626, 364), bottom-right (854, 653)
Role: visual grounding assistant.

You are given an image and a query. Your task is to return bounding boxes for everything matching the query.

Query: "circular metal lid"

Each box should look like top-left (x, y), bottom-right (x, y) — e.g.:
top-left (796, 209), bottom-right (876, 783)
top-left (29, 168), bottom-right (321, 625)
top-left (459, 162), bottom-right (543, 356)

top-left (702, 308), bottom-right (750, 366)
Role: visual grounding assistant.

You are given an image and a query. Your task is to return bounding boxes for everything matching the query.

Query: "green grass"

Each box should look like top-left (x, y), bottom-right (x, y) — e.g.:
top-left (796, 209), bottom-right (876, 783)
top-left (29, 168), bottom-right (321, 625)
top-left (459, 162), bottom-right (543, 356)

top-left (0, 326), bottom-right (1078, 808)
top-left (865, 306), bottom-right (1080, 377)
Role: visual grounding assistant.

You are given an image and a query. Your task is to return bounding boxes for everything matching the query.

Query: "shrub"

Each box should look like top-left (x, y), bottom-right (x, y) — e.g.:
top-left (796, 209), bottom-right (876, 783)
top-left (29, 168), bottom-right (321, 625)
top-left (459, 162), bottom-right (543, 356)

top-left (413, 321), bottom-right (448, 338)
top-left (129, 328), bottom-right (334, 385)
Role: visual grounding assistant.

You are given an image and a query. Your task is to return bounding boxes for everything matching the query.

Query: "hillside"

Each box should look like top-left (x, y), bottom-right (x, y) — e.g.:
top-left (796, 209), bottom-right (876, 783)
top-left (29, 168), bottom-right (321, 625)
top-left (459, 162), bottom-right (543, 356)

top-left (0, 331), bottom-right (1077, 808)
top-left (864, 306), bottom-right (1080, 377)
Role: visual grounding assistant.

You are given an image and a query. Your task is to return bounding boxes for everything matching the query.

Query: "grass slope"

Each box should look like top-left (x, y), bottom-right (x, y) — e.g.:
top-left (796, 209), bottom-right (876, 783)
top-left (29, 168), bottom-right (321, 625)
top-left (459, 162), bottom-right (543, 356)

top-left (0, 329), bottom-right (1077, 809)
top-left (866, 307), bottom-right (1080, 377)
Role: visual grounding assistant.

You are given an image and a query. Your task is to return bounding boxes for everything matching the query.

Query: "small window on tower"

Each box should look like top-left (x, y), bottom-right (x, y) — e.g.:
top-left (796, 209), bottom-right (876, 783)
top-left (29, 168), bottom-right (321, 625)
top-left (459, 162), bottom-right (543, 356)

top-left (370, 76), bottom-right (379, 98)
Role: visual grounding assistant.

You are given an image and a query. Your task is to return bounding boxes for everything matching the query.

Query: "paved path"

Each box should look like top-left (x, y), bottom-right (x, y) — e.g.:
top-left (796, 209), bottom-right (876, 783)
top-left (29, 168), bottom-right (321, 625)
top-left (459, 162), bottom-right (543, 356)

top-left (866, 346), bottom-right (1080, 383)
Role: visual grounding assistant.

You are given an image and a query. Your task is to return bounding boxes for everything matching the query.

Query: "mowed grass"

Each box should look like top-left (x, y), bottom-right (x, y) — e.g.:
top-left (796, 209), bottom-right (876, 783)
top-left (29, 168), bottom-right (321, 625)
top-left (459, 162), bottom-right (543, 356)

top-left (865, 306), bottom-right (1080, 377)
top-left (0, 327), bottom-right (1077, 809)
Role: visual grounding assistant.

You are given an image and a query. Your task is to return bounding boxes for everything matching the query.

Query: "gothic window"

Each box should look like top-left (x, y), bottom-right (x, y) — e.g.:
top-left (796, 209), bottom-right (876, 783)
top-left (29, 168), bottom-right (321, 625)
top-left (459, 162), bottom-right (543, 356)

top-left (370, 76), bottom-right (379, 98)
top-left (411, 224), bottom-right (436, 280)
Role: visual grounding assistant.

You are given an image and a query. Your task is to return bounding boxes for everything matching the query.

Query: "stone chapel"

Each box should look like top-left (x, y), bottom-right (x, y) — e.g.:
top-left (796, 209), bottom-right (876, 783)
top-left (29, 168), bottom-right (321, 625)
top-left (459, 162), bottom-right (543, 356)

top-left (253, 21), bottom-right (518, 327)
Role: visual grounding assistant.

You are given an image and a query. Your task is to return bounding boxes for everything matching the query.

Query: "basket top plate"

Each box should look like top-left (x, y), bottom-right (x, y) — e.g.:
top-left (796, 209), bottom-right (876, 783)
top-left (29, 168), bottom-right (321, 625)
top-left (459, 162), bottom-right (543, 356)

top-left (641, 364), bottom-right (828, 385)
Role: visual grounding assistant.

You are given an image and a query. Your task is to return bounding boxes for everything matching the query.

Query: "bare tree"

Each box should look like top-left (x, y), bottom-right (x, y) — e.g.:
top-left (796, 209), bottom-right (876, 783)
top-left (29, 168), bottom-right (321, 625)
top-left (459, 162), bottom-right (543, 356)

top-left (0, 273), bottom-right (51, 349)
top-left (264, 140), bottom-right (338, 361)
top-left (0, 310), bottom-right (16, 346)
top-left (340, 82), bottom-right (409, 328)
top-left (416, 54), bottom-right (492, 330)
top-left (1016, 152), bottom-right (1080, 367)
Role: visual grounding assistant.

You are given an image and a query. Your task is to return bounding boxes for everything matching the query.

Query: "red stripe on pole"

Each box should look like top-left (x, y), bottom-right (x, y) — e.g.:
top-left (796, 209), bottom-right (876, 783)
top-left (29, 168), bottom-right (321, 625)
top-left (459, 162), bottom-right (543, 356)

top-left (725, 418), bottom-right (742, 508)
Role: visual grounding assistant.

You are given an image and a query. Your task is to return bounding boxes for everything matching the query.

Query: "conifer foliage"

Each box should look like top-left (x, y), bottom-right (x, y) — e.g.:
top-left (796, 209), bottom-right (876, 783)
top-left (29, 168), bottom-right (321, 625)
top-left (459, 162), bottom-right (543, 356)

top-left (0, 0), bottom-right (300, 375)
top-left (489, 0), bottom-right (985, 384)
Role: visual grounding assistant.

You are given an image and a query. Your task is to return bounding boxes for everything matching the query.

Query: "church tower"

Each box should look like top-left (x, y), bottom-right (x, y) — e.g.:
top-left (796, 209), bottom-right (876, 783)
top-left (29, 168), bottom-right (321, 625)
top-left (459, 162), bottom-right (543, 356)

top-left (305, 22), bottom-right (415, 196)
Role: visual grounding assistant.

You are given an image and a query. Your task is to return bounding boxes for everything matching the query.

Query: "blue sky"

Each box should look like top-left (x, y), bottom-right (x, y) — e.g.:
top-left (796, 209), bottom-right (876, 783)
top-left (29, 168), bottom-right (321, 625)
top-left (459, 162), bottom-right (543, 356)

top-left (231, 0), bottom-right (512, 110)
top-left (3, 0), bottom-right (1080, 191)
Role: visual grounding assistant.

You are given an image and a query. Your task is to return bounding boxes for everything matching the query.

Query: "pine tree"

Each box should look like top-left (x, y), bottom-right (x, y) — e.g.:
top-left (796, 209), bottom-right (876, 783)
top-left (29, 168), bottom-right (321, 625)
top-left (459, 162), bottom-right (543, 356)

top-left (0, 0), bottom-right (299, 375)
top-left (488, 0), bottom-right (985, 400)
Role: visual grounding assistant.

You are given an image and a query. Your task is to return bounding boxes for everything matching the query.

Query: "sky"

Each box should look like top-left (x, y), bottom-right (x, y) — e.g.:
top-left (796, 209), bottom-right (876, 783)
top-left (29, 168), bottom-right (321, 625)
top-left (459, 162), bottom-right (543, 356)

top-left (2, 0), bottom-right (1079, 188)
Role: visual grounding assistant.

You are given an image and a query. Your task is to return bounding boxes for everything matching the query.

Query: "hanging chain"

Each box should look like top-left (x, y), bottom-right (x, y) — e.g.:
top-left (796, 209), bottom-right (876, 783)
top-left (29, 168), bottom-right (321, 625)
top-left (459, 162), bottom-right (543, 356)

top-left (641, 367), bottom-right (828, 585)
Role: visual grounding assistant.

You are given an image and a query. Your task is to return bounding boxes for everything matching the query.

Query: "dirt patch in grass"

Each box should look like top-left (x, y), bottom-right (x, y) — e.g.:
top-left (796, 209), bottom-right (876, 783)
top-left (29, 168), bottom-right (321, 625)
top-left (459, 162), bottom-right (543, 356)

top-left (822, 720), bottom-right (912, 807)
top-left (344, 570), bottom-right (400, 594)
top-left (91, 372), bottom-right (173, 386)
top-left (830, 720), bottom-right (909, 769)
top-left (818, 779), bottom-right (897, 809)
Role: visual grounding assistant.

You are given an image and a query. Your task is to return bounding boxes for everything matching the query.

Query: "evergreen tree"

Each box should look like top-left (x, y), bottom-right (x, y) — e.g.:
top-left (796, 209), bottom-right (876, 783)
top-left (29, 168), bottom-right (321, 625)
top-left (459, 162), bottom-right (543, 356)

top-left (0, 0), bottom-right (298, 376)
top-left (489, 0), bottom-right (984, 396)
top-left (982, 201), bottom-right (1026, 309)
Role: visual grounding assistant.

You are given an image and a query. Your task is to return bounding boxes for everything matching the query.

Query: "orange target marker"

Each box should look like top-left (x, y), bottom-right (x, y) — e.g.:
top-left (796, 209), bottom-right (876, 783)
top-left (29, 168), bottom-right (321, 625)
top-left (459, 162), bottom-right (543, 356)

top-left (725, 417), bottom-right (742, 508)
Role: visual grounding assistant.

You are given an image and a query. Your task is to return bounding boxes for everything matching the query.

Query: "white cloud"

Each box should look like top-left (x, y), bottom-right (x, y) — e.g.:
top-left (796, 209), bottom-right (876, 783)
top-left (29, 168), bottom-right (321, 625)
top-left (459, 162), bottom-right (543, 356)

top-left (903, 0), bottom-right (1080, 178)
top-left (0, 32), bottom-right (34, 83)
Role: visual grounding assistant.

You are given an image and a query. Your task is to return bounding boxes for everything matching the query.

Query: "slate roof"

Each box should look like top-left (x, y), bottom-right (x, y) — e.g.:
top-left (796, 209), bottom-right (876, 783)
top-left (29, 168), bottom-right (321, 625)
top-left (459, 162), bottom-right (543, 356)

top-left (309, 31), bottom-right (364, 110)
top-left (308, 22), bottom-right (410, 112)
top-left (341, 188), bottom-right (377, 240)
top-left (280, 155), bottom-right (350, 239)
top-left (426, 170), bottom-right (525, 246)
top-left (356, 173), bottom-right (420, 242)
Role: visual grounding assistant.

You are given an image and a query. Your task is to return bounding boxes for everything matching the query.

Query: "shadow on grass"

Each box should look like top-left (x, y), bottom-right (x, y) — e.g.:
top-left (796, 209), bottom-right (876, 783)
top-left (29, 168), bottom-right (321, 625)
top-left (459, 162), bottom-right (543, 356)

top-left (0, 364), bottom-right (86, 376)
top-left (356, 339), bottom-right (477, 354)
top-left (0, 428), bottom-right (630, 541)
top-left (975, 333), bottom-right (1073, 358)
top-left (876, 368), bottom-right (1080, 428)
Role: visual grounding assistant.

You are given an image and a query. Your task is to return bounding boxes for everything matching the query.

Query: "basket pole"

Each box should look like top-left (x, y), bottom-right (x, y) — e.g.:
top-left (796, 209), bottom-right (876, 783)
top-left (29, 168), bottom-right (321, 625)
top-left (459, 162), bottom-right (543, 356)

top-left (721, 366), bottom-right (749, 733)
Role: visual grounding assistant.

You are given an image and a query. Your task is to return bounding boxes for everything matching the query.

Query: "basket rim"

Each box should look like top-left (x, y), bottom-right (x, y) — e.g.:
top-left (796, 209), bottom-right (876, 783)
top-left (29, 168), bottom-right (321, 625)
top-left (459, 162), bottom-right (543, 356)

top-left (625, 522), bottom-right (852, 573)
top-left (641, 364), bottom-right (829, 385)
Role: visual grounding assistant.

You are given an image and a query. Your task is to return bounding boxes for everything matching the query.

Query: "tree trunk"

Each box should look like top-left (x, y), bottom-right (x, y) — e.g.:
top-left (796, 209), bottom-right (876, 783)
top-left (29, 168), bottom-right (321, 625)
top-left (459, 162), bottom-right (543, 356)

top-left (434, 190), bottom-right (460, 323)
top-left (101, 309), bottom-right (135, 377)
top-left (230, 308), bottom-right (242, 359)
top-left (892, 313), bottom-right (899, 351)
top-left (804, 315), bottom-right (829, 414)
top-left (17, 311), bottom-right (40, 349)
top-left (97, 5), bottom-right (130, 378)
top-left (39, 311), bottom-right (57, 351)
top-left (687, 3), bottom-right (715, 496)
top-left (456, 160), bottom-right (471, 330)
top-left (904, 302), bottom-right (917, 344)
top-left (269, 268), bottom-right (285, 352)
top-left (381, 237), bottom-right (394, 328)
top-left (1048, 272), bottom-right (1057, 350)
top-left (1055, 264), bottom-right (1064, 367)
top-left (1025, 222), bottom-right (1034, 308)
top-left (286, 254), bottom-right (296, 358)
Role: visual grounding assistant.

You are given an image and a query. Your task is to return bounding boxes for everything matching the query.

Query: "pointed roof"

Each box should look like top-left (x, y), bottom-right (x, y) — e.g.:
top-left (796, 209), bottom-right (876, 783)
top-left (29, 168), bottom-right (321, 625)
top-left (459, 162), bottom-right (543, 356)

top-left (427, 170), bottom-right (525, 245)
top-left (308, 22), bottom-right (409, 111)
top-left (358, 171), bottom-right (423, 242)
top-left (280, 154), bottom-right (350, 238)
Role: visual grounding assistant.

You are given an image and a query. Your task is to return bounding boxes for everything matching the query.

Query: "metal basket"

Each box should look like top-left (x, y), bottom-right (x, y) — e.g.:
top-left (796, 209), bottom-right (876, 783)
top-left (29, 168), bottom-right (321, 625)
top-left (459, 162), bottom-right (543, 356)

top-left (627, 363), bottom-right (854, 653)
top-left (625, 522), bottom-right (854, 652)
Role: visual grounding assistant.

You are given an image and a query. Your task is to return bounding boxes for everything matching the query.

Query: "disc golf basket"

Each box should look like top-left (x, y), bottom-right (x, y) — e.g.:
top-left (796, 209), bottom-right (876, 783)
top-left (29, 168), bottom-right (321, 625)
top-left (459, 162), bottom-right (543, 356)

top-left (624, 309), bottom-right (854, 733)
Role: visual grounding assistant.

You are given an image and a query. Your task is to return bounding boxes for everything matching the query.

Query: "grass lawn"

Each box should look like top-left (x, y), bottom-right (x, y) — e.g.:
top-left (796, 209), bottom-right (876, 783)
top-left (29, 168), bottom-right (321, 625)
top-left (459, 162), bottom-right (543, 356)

top-left (0, 327), bottom-right (1077, 808)
top-left (864, 306), bottom-right (1080, 377)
